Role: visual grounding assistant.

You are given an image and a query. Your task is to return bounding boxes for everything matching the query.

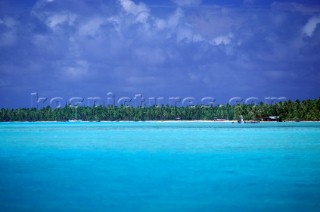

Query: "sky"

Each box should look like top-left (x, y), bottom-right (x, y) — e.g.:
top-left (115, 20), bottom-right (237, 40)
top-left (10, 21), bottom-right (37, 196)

top-left (0, 0), bottom-right (320, 108)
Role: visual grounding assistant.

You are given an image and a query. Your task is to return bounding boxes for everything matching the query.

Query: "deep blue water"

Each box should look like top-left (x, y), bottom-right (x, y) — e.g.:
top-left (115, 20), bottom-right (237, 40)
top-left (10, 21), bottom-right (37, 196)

top-left (0, 122), bottom-right (320, 211)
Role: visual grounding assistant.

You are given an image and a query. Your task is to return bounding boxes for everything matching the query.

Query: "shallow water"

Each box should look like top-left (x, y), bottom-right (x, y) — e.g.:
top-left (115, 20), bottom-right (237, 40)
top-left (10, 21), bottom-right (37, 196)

top-left (0, 122), bottom-right (320, 211)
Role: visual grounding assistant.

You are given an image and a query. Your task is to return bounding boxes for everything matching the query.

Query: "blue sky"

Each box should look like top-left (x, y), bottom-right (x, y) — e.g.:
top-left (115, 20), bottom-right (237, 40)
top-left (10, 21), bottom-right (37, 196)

top-left (0, 0), bottom-right (320, 108)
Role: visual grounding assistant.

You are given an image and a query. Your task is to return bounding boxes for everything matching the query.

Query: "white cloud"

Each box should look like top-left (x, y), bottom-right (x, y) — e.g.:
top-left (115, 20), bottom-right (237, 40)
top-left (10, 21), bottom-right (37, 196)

top-left (211, 33), bottom-right (233, 46)
top-left (78, 18), bottom-right (105, 37)
top-left (173, 0), bottom-right (202, 7)
top-left (167, 8), bottom-right (183, 29)
top-left (0, 16), bottom-right (18, 46)
top-left (107, 16), bottom-right (121, 33)
top-left (193, 34), bottom-right (204, 42)
top-left (63, 60), bottom-right (89, 79)
top-left (0, 16), bottom-right (18, 28)
top-left (176, 27), bottom-right (203, 43)
top-left (46, 13), bottom-right (77, 31)
top-left (153, 8), bottom-right (183, 32)
top-left (134, 48), bottom-right (166, 65)
top-left (272, 2), bottom-right (320, 15)
top-left (115, 3), bottom-right (203, 44)
top-left (154, 19), bottom-right (166, 31)
top-left (119, 0), bottom-right (150, 24)
top-left (176, 27), bottom-right (192, 42)
top-left (302, 15), bottom-right (320, 37)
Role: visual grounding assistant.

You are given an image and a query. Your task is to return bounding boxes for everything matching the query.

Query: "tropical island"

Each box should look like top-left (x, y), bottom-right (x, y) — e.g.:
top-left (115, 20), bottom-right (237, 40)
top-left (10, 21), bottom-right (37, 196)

top-left (1, 98), bottom-right (320, 122)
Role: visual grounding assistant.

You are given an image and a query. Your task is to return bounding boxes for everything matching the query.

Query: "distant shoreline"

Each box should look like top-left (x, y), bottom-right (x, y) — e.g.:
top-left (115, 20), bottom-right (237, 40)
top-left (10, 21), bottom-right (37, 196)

top-left (2, 98), bottom-right (320, 122)
top-left (1, 120), bottom-right (320, 123)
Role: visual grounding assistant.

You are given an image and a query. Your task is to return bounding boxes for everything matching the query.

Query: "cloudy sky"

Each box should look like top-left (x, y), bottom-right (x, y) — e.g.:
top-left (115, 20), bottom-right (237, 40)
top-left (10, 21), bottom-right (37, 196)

top-left (0, 0), bottom-right (320, 108)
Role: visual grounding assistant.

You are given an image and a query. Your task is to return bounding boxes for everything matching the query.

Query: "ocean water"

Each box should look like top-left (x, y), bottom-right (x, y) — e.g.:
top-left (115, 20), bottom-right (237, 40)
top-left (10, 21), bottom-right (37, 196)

top-left (0, 122), bottom-right (320, 211)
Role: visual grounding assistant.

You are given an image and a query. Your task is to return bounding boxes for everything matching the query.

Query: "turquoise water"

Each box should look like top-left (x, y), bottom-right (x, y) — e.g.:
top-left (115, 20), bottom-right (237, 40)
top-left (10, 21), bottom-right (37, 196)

top-left (0, 122), bottom-right (320, 211)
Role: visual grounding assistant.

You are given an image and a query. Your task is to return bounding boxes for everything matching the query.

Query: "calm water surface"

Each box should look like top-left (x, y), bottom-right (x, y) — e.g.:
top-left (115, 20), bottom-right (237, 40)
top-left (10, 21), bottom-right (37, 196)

top-left (0, 122), bottom-right (320, 211)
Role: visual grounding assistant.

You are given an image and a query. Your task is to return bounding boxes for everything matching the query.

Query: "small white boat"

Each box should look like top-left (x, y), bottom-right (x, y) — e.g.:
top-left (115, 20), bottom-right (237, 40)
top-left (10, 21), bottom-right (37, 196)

top-left (238, 115), bottom-right (244, 124)
top-left (68, 119), bottom-right (82, 122)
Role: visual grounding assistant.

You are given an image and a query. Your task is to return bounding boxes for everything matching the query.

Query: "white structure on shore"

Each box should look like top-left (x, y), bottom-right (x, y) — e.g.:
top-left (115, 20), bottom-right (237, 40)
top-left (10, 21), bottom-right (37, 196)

top-left (239, 115), bottom-right (244, 124)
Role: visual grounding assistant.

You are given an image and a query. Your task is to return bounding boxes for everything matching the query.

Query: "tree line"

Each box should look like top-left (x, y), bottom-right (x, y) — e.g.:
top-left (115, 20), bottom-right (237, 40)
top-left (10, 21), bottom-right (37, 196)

top-left (1, 98), bottom-right (320, 122)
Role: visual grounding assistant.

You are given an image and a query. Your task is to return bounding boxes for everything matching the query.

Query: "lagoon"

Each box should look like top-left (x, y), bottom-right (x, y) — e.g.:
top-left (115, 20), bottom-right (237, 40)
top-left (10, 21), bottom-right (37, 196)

top-left (0, 122), bottom-right (320, 211)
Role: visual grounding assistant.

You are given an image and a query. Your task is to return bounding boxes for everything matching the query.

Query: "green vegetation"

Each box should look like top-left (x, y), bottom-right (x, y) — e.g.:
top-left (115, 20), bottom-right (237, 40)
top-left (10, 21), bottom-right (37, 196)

top-left (1, 98), bottom-right (320, 122)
